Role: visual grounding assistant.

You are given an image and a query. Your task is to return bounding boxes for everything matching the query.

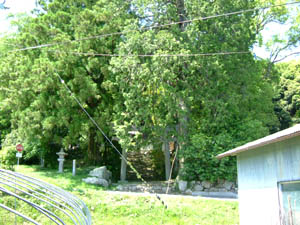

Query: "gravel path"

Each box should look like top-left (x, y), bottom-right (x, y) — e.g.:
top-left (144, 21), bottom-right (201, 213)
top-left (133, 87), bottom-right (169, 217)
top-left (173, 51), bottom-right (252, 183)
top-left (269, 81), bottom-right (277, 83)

top-left (104, 190), bottom-right (238, 201)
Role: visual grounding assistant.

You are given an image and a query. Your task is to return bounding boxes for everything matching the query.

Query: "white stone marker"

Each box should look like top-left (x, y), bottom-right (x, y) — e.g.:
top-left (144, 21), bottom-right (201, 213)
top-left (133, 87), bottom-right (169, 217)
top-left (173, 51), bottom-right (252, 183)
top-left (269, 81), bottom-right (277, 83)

top-left (72, 160), bottom-right (76, 176)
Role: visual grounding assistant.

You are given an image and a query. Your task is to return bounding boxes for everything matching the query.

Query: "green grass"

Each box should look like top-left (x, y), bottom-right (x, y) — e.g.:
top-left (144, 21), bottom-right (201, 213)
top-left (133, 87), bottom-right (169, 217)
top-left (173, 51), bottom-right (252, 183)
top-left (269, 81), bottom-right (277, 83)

top-left (0, 165), bottom-right (239, 225)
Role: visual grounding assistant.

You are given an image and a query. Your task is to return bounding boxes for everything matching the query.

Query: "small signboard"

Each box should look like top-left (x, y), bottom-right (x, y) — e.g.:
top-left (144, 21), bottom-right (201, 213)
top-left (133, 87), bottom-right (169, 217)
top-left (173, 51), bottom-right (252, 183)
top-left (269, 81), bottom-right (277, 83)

top-left (16, 152), bottom-right (22, 158)
top-left (16, 144), bottom-right (24, 152)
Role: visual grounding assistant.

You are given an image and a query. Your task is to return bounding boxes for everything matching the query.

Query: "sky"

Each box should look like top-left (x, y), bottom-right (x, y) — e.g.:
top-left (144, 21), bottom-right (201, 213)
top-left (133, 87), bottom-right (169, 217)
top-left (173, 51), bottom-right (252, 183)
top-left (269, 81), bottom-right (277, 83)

top-left (0, 0), bottom-right (299, 61)
top-left (0, 0), bottom-right (36, 34)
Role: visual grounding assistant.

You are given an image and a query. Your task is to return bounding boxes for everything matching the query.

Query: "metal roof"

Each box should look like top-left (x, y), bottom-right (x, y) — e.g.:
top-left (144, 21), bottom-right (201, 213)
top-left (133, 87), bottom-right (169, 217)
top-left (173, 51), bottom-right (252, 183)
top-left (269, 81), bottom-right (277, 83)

top-left (217, 124), bottom-right (300, 159)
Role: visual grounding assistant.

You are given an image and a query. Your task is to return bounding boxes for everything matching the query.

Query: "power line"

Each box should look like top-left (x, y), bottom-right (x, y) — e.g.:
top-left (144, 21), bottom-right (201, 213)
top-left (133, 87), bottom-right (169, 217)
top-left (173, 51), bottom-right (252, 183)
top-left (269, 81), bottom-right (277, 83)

top-left (55, 71), bottom-right (168, 209)
top-left (47, 50), bottom-right (251, 57)
top-left (7, 1), bottom-right (300, 53)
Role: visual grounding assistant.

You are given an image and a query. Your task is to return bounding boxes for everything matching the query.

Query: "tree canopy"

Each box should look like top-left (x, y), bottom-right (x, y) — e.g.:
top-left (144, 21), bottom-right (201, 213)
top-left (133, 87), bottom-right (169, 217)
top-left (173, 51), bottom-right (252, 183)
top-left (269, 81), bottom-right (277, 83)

top-left (0, 0), bottom-right (299, 181)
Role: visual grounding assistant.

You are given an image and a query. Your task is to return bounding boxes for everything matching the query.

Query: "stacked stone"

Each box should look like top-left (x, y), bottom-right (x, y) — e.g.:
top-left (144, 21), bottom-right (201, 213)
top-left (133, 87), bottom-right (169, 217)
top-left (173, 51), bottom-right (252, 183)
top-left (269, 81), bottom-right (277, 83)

top-left (178, 180), bottom-right (237, 198)
top-left (115, 180), bottom-right (237, 198)
top-left (116, 181), bottom-right (176, 193)
top-left (82, 166), bottom-right (112, 187)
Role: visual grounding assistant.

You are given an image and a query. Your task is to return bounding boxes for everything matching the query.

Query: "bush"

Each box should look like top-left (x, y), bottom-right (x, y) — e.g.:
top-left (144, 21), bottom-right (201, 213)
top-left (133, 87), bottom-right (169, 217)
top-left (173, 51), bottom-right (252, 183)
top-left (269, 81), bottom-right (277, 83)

top-left (180, 119), bottom-right (270, 182)
top-left (0, 146), bottom-right (17, 170)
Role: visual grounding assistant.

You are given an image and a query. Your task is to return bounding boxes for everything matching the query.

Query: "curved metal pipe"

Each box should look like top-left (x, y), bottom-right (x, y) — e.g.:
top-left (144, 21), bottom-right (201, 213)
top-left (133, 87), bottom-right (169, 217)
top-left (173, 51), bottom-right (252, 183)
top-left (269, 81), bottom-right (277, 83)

top-left (0, 203), bottom-right (42, 225)
top-left (0, 169), bottom-right (92, 225)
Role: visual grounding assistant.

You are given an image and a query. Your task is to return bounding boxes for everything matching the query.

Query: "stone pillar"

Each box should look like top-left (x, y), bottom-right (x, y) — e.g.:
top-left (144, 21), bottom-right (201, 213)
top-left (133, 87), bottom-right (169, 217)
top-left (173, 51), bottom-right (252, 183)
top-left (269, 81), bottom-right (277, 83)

top-left (56, 148), bottom-right (67, 173)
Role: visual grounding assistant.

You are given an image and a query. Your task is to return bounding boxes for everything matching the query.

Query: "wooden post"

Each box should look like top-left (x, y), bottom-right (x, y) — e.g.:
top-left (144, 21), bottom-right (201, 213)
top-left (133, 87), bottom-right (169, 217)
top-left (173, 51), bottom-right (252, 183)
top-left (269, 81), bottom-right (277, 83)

top-left (120, 148), bottom-right (127, 182)
top-left (288, 195), bottom-right (294, 225)
top-left (40, 157), bottom-right (45, 168)
top-left (163, 141), bottom-right (171, 181)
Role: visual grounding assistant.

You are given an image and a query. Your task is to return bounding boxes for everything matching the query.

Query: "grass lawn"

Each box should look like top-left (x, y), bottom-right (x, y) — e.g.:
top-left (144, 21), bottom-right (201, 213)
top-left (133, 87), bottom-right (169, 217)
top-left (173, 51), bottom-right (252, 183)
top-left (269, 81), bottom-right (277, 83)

top-left (0, 165), bottom-right (239, 225)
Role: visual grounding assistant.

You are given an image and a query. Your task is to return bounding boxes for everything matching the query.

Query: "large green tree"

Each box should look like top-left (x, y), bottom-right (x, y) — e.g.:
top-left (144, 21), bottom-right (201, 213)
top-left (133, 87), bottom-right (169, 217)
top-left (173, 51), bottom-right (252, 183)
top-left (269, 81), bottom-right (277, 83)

top-left (0, 0), bottom-right (131, 170)
top-left (107, 0), bottom-right (280, 181)
top-left (0, 0), bottom-right (290, 182)
top-left (273, 60), bottom-right (300, 129)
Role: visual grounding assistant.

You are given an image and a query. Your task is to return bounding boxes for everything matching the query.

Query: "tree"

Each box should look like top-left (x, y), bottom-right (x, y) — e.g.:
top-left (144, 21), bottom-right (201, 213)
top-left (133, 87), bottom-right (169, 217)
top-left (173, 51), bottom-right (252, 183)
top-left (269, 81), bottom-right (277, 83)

top-left (0, 0), bottom-right (288, 182)
top-left (273, 60), bottom-right (300, 130)
top-left (107, 0), bottom-right (279, 181)
top-left (0, 0), bottom-right (131, 170)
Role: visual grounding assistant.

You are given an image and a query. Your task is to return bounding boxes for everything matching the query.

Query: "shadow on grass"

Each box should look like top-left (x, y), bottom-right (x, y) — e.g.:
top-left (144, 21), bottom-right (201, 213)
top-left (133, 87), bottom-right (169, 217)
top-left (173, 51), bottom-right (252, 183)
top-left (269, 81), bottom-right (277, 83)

top-left (21, 165), bottom-right (107, 193)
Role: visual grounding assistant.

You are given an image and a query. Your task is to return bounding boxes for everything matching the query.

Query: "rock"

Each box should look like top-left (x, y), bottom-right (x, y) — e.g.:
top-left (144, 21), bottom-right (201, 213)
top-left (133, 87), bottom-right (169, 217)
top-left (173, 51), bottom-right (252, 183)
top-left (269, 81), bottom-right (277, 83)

top-left (218, 188), bottom-right (227, 192)
top-left (82, 177), bottom-right (109, 187)
top-left (97, 179), bottom-right (109, 187)
top-left (189, 181), bottom-right (196, 187)
top-left (89, 166), bottom-right (112, 180)
top-left (224, 181), bottom-right (234, 191)
top-left (154, 186), bottom-right (162, 191)
top-left (209, 188), bottom-right (220, 192)
top-left (202, 181), bottom-right (212, 189)
top-left (107, 170), bottom-right (112, 179)
top-left (116, 185), bottom-right (123, 191)
top-left (162, 187), bottom-right (168, 193)
top-left (178, 180), bottom-right (188, 192)
top-left (194, 184), bottom-right (204, 191)
top-left (129, 186), bottom-right (137, 191)
top-left (82, 177), bottom-right (98, 184)
top-left (216, 179), bottom-right (225, 188)
top-left (185, 189), bottom-right (192, 195)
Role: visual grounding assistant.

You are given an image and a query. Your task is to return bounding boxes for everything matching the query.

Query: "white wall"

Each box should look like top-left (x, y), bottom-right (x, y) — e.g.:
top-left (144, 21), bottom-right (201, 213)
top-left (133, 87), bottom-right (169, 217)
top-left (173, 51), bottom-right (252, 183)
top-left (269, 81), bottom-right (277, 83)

top-left (237, 136), bottom-right (300, 225)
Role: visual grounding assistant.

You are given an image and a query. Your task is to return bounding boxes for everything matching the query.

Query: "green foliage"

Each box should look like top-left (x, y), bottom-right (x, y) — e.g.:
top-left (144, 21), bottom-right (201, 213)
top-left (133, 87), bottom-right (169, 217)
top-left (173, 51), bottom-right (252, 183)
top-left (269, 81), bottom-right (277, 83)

top-left (181, 119), bottom-right (270, 182)
top-left (0, 146), bottom-right (16, 170)
top-left (108, 0), bottom-right (279, 181)
top-left (0, 0), bottom-right (294, 183)
top-left (273, 60), bottom-right (300, 129)
top-left (0, 0), bottom-right (132, 169)
top-left (150, 148), bottom-right (165, 179)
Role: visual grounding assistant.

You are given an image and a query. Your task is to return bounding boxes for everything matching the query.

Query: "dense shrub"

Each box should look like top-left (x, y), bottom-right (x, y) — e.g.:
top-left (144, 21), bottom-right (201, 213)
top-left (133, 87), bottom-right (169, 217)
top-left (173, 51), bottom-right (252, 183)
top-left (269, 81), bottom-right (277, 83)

top-left (0, 146), bottom-right (16, 170)
top-left (180, 119), bottom-right (270, 182)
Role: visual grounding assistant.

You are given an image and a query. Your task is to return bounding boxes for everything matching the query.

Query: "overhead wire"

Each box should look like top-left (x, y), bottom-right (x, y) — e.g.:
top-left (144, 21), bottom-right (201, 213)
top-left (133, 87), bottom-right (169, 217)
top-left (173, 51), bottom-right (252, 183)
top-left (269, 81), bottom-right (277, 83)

top-left (47, 49), bottom-right (251, 57)
top-left (1, 0), bottom-right (299, 213)
top-left (5, 1), bottom-right (300, 54)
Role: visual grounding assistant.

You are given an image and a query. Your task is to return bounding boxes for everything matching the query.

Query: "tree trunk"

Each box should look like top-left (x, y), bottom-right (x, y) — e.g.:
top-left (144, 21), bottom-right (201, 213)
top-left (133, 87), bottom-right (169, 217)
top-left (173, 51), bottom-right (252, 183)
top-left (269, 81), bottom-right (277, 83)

top-left (88, 128), bottom-right (96, 165)
top-left (177, 0), bottom-right (186, 31)
top-left (178, 97), bottom-right (189, 178)
top-left (120, 148), bottom-right (127, 181)
top-left (163, 140), bottom-right (171, 181)
top-left (176, 0), bottom-right (189, 179)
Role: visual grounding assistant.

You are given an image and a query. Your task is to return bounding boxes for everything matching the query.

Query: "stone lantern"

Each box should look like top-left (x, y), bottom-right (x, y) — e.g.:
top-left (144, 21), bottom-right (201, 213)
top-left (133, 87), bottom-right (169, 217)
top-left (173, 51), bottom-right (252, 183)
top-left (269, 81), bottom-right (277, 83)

top-left (56, 148), bottom-right (68, 173)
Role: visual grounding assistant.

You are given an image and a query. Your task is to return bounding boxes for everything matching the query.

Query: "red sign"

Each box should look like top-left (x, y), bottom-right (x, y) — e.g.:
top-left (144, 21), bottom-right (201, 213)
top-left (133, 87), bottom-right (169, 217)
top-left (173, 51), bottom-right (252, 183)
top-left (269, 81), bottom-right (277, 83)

top-left (16, 144), bottom-right (24, 152)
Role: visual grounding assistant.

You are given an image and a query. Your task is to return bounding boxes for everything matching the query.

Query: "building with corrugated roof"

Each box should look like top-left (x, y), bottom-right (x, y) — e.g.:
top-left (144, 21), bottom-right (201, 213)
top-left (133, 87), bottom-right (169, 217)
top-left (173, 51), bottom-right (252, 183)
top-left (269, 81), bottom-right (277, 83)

top-left (217, 124), bottom-right (300, 225)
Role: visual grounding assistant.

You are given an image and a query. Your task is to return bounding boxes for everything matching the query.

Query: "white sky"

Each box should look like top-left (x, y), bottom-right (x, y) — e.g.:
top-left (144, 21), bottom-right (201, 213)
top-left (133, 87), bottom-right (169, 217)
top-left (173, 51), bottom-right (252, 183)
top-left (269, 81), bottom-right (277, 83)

top-left (0, 0), bottom-right (299, 61)
top-left (0, 0), bottom-right (36, 34)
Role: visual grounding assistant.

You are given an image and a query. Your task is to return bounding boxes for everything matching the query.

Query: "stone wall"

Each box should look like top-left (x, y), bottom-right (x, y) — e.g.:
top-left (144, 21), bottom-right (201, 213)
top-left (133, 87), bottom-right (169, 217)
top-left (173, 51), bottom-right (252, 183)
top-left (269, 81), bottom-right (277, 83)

top-left (177, 180), bottom-right (237, 198)
top-left (115, 180), bottom-right (237, 198)
top-left (116, 181), bottom-right (176, 193)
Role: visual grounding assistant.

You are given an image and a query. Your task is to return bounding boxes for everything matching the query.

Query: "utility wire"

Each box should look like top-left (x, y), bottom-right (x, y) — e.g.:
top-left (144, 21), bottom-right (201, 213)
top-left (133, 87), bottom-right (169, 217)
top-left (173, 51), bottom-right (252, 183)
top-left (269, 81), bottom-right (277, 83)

top-left (47, 50), bottom-right (251, 57)
top-left (6, 1), bottom-right (300, 53)
top-left (55, 71), bottom-right (167, 209)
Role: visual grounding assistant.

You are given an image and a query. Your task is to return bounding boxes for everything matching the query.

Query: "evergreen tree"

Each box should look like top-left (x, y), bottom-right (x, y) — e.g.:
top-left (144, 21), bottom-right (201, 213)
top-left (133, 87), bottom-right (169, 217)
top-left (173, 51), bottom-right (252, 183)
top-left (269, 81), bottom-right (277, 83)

top-left (0, 0), bottom-right (131, 167)
top-left (108, 0), bottom-right (279, 180)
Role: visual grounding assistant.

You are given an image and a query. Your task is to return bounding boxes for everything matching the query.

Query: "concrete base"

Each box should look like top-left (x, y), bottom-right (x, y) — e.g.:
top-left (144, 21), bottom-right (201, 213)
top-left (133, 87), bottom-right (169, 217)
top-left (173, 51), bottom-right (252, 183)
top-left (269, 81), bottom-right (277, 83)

top-left (191, 191), bottom-right (237, 199)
